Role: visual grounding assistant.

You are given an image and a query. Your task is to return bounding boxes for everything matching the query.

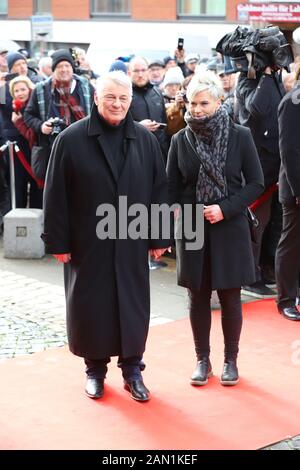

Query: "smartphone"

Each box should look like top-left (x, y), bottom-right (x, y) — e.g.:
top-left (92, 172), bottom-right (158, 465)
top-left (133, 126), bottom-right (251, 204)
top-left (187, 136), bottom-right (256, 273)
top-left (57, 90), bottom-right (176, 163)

top-left (177, 38), bottom-right (184, 51)
top-left (156, 122), bottom-right (167, 129)
top-left (4, 73), bottom-right (19, 82)
top-left (180, 91), bottom-right (188, 103)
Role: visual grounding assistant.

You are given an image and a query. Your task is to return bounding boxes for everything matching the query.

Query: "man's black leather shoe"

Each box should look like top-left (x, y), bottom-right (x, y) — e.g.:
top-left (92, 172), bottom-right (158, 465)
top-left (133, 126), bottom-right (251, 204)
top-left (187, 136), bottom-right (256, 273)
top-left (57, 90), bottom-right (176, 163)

top-left (278, 306), bottom-right (300, 321)
top-left (124, 380), bottom-right (150, 402)
top-left (85, 378), bottom-right (104, 398)
top-left (220, 360), bottom-right (239, 386)
top-left (190, 357), bottom-right (213, 386)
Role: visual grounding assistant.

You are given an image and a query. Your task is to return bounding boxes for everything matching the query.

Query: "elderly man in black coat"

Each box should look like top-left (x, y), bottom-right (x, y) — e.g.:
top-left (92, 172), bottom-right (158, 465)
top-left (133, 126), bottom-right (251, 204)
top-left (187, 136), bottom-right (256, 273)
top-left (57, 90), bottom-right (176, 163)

top-left (42, 71), bottom-right (170, 401)
top-left (275, 84), bottom-right (300, 321)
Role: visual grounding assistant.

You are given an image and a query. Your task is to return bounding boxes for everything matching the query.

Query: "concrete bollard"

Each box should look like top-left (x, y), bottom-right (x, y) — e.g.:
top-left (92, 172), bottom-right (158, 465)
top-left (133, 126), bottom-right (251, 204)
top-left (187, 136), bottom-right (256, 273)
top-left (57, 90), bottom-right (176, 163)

top-left (3, 208), bottom-right (45, 259)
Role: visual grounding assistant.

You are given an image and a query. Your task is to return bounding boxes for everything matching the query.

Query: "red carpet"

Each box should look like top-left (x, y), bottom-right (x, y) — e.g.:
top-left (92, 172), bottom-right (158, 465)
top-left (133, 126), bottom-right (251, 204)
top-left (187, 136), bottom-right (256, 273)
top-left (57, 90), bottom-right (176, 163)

top-left (1, 299), bottom-right (300, 450)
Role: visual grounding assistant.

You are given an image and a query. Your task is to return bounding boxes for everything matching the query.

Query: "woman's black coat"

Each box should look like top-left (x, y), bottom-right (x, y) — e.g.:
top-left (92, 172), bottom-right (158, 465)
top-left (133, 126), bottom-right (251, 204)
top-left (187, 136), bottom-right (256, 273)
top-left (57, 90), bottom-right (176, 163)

top-left (167, 122), bottom-right (264, 290)
top-left (42, 106), bottom-right (169, 359)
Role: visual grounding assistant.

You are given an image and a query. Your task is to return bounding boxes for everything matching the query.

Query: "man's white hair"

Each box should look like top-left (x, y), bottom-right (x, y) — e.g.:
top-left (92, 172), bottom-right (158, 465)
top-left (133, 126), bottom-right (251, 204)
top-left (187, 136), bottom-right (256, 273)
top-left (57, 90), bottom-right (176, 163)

top-left (96, 71), bottom-right (132, 96)
top-left (38, 56), bottom-right (52, 69)
top-left (187, 71), bottom-right (223, 102)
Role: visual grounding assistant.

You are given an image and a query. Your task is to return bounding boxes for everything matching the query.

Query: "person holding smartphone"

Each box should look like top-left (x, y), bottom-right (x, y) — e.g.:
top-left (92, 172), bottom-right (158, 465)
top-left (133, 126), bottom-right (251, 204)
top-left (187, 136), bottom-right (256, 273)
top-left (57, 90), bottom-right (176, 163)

top-left (128, 56), bottom-right (169, 161)
top-left (162, 66), bottom-right (184, 106)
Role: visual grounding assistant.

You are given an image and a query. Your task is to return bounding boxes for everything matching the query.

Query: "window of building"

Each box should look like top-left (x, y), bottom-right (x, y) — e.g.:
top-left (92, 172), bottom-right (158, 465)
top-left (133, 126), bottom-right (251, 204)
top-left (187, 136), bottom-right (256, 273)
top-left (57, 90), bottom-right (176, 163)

top-left (34, 0), bottom-right (52, 13)
top-left (0, 0), bottom-right (7, 15)
top-left (178, 0), bottom-right (226, 17)
top-left (91, 0), bottom-right (130, 16)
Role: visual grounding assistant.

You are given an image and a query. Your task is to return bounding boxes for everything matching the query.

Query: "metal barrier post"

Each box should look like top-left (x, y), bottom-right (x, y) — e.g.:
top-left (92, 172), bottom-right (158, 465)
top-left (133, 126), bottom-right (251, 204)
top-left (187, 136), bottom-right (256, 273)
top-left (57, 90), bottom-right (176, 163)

top-left (8, 141), bottom-right (16, 210)
top-left (0, 140), bottom-right (17, 210)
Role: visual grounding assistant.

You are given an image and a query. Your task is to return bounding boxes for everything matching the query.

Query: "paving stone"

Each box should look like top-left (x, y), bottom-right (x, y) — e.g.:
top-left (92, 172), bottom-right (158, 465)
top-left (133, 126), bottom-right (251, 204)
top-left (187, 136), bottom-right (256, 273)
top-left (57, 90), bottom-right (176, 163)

top-left (263, 439), bottom-right (294, 450)
top-left (291, 437), bottom-right (300, 449)
top-left (0, 268), bottom-right (170, 364)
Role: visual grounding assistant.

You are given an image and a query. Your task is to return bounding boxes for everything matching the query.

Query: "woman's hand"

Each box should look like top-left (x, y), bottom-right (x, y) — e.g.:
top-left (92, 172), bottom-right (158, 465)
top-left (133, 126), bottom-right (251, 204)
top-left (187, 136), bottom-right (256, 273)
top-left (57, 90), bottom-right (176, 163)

top-left (175, 91), bottom-right (186, 108)
top-left (203, 205), bottom-right (224, 224)
top-left (53, 253), bottom-right (71, 263)
top-left (11, 111), bottom-right (21, 124)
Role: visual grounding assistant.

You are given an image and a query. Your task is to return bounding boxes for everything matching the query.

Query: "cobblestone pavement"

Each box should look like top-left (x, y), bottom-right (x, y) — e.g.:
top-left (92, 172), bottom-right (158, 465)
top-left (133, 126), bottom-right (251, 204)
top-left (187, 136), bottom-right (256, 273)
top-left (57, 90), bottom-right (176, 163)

top-left (261, 435), bottom-right (300, 450)
top-left (0, 268), bottom-right (173, 361)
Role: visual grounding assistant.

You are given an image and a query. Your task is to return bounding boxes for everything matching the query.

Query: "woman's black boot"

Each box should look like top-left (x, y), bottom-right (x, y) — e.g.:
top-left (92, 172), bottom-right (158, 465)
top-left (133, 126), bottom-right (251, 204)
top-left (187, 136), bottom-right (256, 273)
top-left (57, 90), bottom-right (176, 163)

top-left (190, 357), bottom-right (213, 386)
top-left (220, 359), bottom-right (239, 386)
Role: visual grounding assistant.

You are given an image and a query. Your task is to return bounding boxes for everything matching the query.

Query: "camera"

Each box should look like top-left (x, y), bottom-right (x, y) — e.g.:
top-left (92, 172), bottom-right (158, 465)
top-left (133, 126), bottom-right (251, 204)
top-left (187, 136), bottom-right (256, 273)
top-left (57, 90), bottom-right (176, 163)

top-left (177, 38), bottom-right (184, 51)
top-left (216, 25), bottom-right (294, 78)
top-left (4, 72), bottom-right (19, 82)
top-left (49, 117), bottom-right (67, 135)
top-left (69, 47), bottom-right (91, 77)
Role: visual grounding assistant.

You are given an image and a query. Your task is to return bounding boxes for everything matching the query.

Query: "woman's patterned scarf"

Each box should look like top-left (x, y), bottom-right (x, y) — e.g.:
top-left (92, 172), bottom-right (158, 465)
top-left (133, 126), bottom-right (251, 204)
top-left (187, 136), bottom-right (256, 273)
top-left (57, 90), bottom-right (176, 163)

top-left (185, 106), bottom-right (230, 204)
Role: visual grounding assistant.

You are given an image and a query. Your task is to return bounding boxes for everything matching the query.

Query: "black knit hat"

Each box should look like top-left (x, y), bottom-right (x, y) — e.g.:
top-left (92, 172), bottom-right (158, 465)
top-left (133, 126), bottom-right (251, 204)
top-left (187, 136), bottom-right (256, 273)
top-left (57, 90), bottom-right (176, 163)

top-left (6, 52), bottom-right (26, 72)
top-left (51, 49), bottom-right (75, 71)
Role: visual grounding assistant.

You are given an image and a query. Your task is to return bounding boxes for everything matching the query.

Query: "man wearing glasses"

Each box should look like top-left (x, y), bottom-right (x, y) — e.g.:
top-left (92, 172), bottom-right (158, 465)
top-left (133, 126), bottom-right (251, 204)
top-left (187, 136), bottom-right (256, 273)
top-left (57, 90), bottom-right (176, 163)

top-left (42, 71), bottom-right (169, 401)
top-left (128, 56), bottom-right (169, 162)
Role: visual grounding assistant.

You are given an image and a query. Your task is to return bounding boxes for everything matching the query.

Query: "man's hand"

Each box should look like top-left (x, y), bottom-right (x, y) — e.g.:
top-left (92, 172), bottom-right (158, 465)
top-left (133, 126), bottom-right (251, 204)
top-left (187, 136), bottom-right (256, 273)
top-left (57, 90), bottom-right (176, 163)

top-left (296, 196), bottom-right (300, 206)
top-left (149, 247), bottom-right (171, 260)
top-left (203, 205), bottom-right (224, 224)
top-left (139, 119), bottom-right (161, 132)
top-left (264, 66), bottom-right (272, 75)
top-left (53, 253), bottom-right (71, 263)
top-left (41, 120), bottom-right (53, 135)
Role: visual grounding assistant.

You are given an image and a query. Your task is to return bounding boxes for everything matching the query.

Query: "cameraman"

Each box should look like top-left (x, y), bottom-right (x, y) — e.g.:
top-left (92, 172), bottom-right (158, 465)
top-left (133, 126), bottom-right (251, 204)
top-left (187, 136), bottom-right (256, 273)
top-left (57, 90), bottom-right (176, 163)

top-left (24, 49), bottom-right (94, 151)
top-left (236, 66), bottom-right (285, 298)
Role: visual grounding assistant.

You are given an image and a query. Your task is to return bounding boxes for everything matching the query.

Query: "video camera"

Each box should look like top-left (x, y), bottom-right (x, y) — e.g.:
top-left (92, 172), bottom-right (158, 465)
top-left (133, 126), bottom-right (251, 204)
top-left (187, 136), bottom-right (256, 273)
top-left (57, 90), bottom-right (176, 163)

top-left (69, 48), bottom-right (91, 77)
top-left (49, 117), bottom-right (67, 135)
top-left (216, 25), bottom-right (294, 79)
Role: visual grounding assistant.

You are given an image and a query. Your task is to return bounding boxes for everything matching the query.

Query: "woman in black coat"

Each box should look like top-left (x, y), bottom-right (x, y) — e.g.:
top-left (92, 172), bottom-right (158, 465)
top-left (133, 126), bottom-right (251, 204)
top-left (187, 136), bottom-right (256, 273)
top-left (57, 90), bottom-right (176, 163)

top-left (167, 72), bottom-right (264, 386)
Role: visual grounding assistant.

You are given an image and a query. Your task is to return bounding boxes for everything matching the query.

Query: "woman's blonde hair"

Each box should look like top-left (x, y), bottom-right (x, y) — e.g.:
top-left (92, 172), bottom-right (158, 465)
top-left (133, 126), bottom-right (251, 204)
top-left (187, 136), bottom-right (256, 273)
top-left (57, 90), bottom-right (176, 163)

top-left (186, 71), bottom-right (223, 102)
top-left (9, 75), bottom-right (35, 98)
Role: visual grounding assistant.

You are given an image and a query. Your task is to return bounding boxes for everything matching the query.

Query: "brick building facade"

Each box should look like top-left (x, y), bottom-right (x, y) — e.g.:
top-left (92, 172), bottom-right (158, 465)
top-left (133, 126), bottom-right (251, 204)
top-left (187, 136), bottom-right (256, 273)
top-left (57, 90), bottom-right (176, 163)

top-left (1, 1), bottom-right (300, 62)
top-left (2, 0), bottom-right (228, 21)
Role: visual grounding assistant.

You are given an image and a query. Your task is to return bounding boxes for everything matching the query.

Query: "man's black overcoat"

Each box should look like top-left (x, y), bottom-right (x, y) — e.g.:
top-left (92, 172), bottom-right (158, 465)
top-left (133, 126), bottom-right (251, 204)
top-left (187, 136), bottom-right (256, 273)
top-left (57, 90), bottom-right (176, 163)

top-left (43, 106), bottom-right (169, 359)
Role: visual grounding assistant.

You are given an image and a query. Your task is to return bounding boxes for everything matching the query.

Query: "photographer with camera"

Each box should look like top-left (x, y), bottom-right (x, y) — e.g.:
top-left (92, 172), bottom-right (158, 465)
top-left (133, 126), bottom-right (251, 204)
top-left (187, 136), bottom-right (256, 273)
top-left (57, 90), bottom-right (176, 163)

top-left (236, 63), bottom-right (285, 299)
top-left (216, 25), bottom-right (294, 298)
top-left (24, 49), bottom-right (94, 181)
top-left (72, 47), bottom-right (99, 84)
